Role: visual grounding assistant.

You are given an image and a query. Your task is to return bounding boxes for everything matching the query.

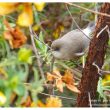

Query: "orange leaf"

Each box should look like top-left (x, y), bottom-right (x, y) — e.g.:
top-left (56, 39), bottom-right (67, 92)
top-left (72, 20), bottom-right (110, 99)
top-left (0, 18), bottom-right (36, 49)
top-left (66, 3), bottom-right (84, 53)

top-left (46, 97), bottom-right (62, 107)
top-left (62, 69), bottom-right (74, 84)
top-left (56, 79), bottom-right (63, 92)
top-left (21, 96), bottom-right (32, 107)
top-left (52, 69), bottom-right (62, 78)
top-left (66, 84), bottom-right (81, 94)
top-left (4, 31), bottom-right (13, 48)
top-left (46, 72), bottom-right (55, 81)
top-left (10, 92), bottom-right (17, 104)
top-left (4, 20), bottom-right (27, 48)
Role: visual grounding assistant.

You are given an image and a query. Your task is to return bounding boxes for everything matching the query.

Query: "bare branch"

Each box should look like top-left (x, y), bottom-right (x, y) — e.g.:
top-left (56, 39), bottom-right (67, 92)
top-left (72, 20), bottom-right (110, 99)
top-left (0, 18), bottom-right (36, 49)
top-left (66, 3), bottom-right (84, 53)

top-left (96, 25), bottom-right (108, 38)
top-left (88, 92), bottom-right (92, 107)
top-left (93, 62), bottom-right (110, 76)
top-left (65, 4), bottom-right (91, 40)
top-left (29, 26), bottom-right (45, 80)
top-left (39, 92), bottom-right (77, 101)
top-left (94, 3), bottom-right (98, 23)
top-left (32, 29), bottom-right (55, 73)
top-left (82, 56), bottom-right (85, 68)
top-left (50, 57), bottom-right (55, 72)
top-left (66, 3), bottom-right (110, 18)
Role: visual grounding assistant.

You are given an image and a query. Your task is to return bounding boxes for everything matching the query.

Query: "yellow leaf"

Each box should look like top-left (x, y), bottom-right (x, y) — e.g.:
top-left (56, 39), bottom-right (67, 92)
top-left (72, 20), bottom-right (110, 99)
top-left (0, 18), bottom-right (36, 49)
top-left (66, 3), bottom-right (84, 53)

top-left (31, 102), bottom-right (37, 107)
top-left (32, 24), bottom-right (40, 31)
top-left (37, 100), bottom-right (46, 107)
top-left (46, 97), bottom-right (62, 107)
top-left (66, 84), bottom-right (81, 94)
top-left (104, 74), bottom-right (110, 80)
top-left (34, 2), bottom-right (45, 12)
top-left (53, 25), bottom-right (64, 39)
top-left (0, 3), bottom-right (18, 15)
top-left (0, 91), bottom-right (7, 106)
top-left (17, 4), bottom-right (33, 27)
top-left (0, 68), bottom-right (8, 79)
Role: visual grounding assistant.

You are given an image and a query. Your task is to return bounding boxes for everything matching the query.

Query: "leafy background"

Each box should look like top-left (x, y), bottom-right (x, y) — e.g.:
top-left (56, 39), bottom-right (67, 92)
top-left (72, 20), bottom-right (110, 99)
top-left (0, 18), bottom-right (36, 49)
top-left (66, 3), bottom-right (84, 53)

top-left (0, 3), bottom-right (110, 107)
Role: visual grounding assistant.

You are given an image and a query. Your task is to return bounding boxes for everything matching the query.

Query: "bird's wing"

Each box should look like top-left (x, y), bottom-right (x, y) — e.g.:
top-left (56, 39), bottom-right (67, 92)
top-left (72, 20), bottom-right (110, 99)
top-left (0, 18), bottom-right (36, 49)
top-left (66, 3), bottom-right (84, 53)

top-left (74, 52), bottom-right (85, 57)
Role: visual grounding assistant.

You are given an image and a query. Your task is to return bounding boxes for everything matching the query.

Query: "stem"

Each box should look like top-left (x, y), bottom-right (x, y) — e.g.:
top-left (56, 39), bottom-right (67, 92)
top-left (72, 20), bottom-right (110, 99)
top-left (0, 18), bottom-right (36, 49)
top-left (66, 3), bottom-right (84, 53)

top-left (29, 26), bottom-right (45, 80)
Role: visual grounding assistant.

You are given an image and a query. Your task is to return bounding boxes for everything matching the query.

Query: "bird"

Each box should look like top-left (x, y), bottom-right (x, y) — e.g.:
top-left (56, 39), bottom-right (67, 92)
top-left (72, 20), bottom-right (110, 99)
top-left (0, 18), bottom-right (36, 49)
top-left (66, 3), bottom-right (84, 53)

top-left (51, 22), bottom-right (95, 60)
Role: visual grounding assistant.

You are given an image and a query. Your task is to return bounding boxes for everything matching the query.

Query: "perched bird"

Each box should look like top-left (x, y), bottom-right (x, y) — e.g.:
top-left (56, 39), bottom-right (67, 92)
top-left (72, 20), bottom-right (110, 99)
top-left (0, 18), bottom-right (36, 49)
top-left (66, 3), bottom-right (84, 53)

top-left (51, 22), bottom-right (95, 60)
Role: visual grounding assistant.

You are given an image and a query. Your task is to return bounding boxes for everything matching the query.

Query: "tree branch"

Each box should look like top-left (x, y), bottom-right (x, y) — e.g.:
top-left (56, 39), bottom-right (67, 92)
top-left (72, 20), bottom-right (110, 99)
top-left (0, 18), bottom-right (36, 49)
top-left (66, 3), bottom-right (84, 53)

top-left (77, 3), bottom-right (110, 107)
top-left (66, 3), bottom-right (110, 18)
top-left (29, 26), bottom-right (45, 80)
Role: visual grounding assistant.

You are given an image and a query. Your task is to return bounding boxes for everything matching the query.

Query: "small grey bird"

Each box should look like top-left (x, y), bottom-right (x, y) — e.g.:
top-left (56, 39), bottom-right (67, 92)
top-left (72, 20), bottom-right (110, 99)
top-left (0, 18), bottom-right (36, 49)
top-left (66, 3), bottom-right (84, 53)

top-left (51, 22), bottom-right (95, 60)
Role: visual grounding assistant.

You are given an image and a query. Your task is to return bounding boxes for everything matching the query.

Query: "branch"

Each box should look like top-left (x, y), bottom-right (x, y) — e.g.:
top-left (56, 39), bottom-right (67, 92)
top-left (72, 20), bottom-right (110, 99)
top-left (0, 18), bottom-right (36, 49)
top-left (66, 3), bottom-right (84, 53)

top-left (65, 4), bottom-right (91, 40)
top-left (32, 30), bottom-right (54, 73)
top-left (96, 25), bottom-right (108, 38)
top-left (29, 26), bottom-right (45, 80)
top-left (50, 57), bottom-right (55, 72)
top-left (39, 92), bottom-right (77, 101)
top-left (93, 63), bottom-right (110, 76)
top-left (77, 3), bottom-right (110, 107)
top-left (88, 92), bottom-right (92, 107)
top-left (66, 3), bottom-right (110, 18)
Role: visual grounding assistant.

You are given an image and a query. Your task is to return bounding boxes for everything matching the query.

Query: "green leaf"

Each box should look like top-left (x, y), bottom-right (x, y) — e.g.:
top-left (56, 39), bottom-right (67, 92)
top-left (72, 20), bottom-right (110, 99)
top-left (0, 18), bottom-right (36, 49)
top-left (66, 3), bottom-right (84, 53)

top-left (97, 77), bottom-right (106, 100)
top-left (35, 31), bottom-right (44, 50)
top-left (18, 48), bottom-right (32, 64)
top-left (34, 8), bottom-right (40, 25)
top-left (9, 76), bottom-right (19, 89)
top-left (14, 84), bottom-right (25, 96)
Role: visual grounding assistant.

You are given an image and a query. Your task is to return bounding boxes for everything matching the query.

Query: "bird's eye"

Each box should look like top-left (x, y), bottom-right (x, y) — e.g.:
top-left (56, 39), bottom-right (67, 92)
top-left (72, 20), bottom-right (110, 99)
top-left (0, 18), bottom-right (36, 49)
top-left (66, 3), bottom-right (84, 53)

top-left (54, 47), bottom-right (60, 51)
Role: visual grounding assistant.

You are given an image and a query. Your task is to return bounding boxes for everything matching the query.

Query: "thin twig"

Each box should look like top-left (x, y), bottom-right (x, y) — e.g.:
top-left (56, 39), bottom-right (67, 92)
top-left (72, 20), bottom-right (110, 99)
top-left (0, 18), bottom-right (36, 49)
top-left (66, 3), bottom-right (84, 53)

top-left (65, 4), bottom-right (91, 40)
top-left (50, 56), bottom-right (55, 72)
top-left (6, 15), bottom-right (16, 21)
top-left (31, 29), bottom-right (55, 73)
top-left (96, 25), bottom-right (108, 38)
top-left (101, 70), bottom-right (110, 74)
top-left (93, 62), bottom-right (110, 76)
top-left (66, 3), bottom-right (110, 18)
top-left (29, 26), bottom-right (45, 80)
top-left (82, 56), bottom-right (85, 68)
top-left (39, 92), bottom-right (77, 101)
top-left (30, 27), bottom-right (56, 95)
top-left (94, 3), bottom-right (98, 23)
top-left (88, 92), bottom-right (92, 107)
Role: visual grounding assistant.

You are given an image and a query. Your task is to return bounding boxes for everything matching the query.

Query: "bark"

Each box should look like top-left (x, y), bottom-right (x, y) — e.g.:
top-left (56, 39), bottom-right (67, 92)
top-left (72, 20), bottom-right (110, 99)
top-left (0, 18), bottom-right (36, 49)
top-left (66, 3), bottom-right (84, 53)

top-left (77, 3), bottom-right (110, 107)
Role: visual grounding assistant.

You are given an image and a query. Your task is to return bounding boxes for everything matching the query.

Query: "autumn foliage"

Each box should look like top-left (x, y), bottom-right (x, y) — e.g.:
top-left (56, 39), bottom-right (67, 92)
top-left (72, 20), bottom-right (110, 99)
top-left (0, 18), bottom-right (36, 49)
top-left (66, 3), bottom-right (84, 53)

top-left (0, 2), bottom-right (110, 107)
